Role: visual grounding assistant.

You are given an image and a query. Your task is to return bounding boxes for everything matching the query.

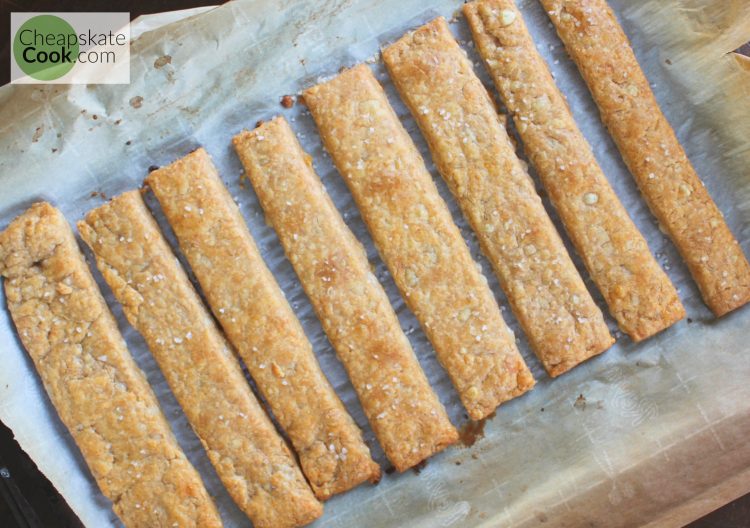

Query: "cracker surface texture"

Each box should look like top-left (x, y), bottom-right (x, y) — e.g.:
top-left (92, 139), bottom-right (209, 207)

top-left (383, 21), bottom-right (613, 375)
top-left (304, 65), bottom-right (536, 414)
top-left (0, 202), bottom-right (222, 528)
top-left (463, 2), bottom-right (684, 340)
top-left (234, 117), bottom-right (458, 471)
top-left (79, 191), bottom-right (322, 528)
top-left (147, 148), bottom-right (380, 499)
top-left (540, 0), bottom-right (750, 316)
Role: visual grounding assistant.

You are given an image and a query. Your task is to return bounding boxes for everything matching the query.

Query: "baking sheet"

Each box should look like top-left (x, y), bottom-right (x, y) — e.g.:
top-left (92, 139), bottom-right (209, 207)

top-left (1, 0), bottom-right (749, 526)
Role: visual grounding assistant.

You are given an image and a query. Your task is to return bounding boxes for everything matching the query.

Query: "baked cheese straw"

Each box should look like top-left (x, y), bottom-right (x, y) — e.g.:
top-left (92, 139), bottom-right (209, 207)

top-left (78, 191), bottom-right (322, 528)
top-left (463, 1), bottom-right (685, 341)
top-left (233, 117), bottom-right (457, 472)
top-left (304, 65), bottom-right (535, 417)
top-left (0, 203), bottom-right (222, 528)
top-left (382, 19), bottom-right (614, 376)
top-left (540, 0), bottom-right (750, 316)
top-left (146, 148), bottom-right (380, 500)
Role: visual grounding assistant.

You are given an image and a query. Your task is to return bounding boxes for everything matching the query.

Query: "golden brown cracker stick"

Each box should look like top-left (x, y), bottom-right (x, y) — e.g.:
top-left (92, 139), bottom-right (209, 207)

top-left (304, 65), bottom-right (535, 416)
top-left (233, 117), bottom-right (457, 472)
top-left (383, 18), bottom-right (614, 375)
top-left (463, 1), bottom-right (684, 340)
top-left (146, 148), bottom-right (380, 500)
top-left (540, 0), bottom-right (750, 316)
top-left (78, 191), bottom-right (322, 528)
top-left (0, 203), bottom-right (222, 528)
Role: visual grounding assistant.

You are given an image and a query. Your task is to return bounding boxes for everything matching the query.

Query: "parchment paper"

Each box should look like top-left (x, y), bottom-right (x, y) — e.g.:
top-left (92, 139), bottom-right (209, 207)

top-left (1, 1), bottom-right (749, 527)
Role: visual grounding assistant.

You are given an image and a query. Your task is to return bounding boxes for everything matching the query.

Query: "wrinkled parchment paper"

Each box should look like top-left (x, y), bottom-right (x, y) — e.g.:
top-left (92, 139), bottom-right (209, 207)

top-left (1, 0), bottom-right (749, 526)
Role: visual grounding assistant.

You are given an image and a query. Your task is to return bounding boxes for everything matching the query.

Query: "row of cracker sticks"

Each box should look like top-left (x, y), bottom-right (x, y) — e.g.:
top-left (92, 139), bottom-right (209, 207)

top-left (2, 1), bottom-right (748, 526)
